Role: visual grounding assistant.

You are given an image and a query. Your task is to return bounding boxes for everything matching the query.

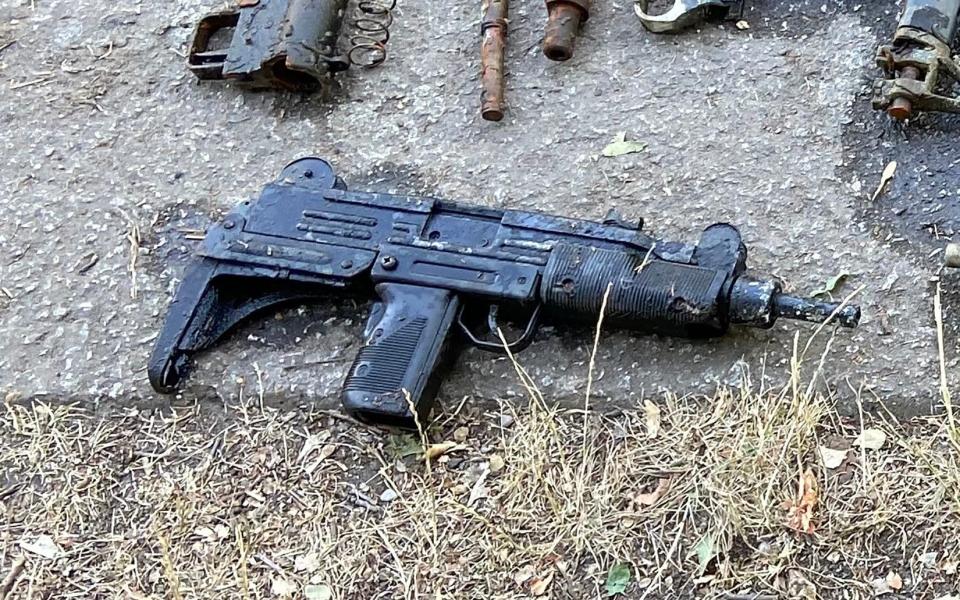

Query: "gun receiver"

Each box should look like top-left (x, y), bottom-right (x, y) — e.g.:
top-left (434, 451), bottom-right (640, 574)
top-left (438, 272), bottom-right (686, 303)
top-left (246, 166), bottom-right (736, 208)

top-left (187, 0), bottom-right (352, 92)
top-left (149, 158), bottom-right (860, 428)
top-left (873, 0), bottom-right (960, 119)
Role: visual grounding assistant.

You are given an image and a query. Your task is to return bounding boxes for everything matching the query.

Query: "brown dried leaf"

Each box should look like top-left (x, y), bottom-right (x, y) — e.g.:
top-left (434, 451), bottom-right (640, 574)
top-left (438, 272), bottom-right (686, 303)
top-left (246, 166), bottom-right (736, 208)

top-left (871, 160), bottom-right (897, 201)
top-left (633, 478), bottom-right (670, 507)
top-left (318, 444), bottom-right (337, 460)
top-left (529, 571), bottom-right (554, 596)
top-left (785, 468), bottom-right (818, 534)
top-left (886, 571), bottom-right (903, 590)
top-left (423, 441), bottom-right (459, 461)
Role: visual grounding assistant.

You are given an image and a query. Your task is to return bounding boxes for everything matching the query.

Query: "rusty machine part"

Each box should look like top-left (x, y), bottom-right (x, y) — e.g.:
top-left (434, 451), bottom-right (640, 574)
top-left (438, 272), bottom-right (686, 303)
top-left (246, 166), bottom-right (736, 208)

top-left (873, 0), bottom-right (960, 119)
top-left (634, 0), bottom-right (742, 34)
top-left (187, 0), bottom-right (396, 92)
top-left (480, 0), bottom-right (509, 121)
top-left (543, 0), bottom-right (590, 62)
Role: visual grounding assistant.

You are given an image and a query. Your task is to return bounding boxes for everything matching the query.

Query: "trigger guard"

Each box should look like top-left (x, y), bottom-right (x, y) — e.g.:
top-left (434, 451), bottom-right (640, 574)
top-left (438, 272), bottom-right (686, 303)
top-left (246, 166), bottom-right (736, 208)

top-left (458, 304), bottom-right (541, 354)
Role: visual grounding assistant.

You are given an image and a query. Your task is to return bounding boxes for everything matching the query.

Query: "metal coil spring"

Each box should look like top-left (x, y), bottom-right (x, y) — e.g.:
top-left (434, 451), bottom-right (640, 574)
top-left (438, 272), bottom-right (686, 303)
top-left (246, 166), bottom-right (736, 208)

top-left (347, 0), bottom-right (397, 68)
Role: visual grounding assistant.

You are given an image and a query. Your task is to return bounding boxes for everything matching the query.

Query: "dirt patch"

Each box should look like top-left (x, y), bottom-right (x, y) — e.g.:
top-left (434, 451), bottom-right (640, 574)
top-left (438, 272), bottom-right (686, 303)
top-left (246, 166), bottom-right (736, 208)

top-left (3, 326), bottom-right (959, 599)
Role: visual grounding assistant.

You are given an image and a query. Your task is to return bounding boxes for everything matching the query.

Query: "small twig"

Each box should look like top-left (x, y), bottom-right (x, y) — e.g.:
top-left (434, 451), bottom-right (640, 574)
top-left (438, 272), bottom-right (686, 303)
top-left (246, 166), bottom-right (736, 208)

top-left (0, 555), bottom-right (26, 600)
top-left (9, 77), bottom-right (50, 90)
top-left (934, 283), bottom-right (960, 452)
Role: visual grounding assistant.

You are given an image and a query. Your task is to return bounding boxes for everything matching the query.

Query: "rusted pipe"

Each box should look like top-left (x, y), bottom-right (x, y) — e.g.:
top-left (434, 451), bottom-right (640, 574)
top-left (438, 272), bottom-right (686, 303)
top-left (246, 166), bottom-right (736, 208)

top-left (888, 66), bottom-right (920, 120)
top-left (543, 0), bottom-right (590, 62)
top-left (480, 0), bottom-right (508, 121)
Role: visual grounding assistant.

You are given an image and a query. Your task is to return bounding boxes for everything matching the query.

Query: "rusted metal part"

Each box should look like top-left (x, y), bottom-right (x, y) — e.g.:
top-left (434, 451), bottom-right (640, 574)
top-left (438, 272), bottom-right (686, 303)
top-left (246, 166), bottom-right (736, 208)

top-left (187, 0), bottom-right (350, 92)
top-left (480, 0), bottom-right (508, 122)
top-left (543, 0), bottom-right (590, 62)
top-left (634, 0), bottom-right (742, 34)
top-left (872, 0), bottom-right (960, 119)
top-left (887, 66), bottom-right (922, 119)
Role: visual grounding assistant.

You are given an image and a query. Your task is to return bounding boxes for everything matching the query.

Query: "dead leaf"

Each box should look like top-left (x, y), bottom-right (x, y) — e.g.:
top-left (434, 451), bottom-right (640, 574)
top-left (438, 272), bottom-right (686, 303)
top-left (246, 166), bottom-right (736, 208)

top-left (602, 132), bottom-right (646, 158)
top-left (871, 576), bottom-right (894, 596)
top-left (818, 446), bottom-right (847, 469)
top-left (529, 571), bottom-right (554, 596)
top-left (514, 565), bottom-right (535, 587)
top-left (886, 571), bottom-right (903, 590)
top-left (271, 577), bottom-right (297, 597)
top-left (295, 552), bottom-right (321, 573)
top-left (489, 454), bottom-right (505, 473)
top-left (919, 551), bottom-right (938, 568)
top-left (643, 400), bottom-right (661, 439)
top-left (691, 534), bottom-right (717, 574)
top-left (423, 441), bottom-right (462, 461)
top-left (812, 272), bottom-right (850, 298)
top-left (19, 534), bottom-right (63, 560)
top-left (193, 526), bottom-right (217, 542)
top-left (633, 478), bottom-right (670, 507)
top-left (785, 468), bottom-right (818, 534)
top-left (854, 428), bottom-right (886, 450)
top-left (305, 584), bottom-right (332, 600)
top-left (468, 469), bottom-right (490, 507)
top-left (871, 160), bottom-right (897, 201)
top-left (943, 558), bottom-right (958, 574)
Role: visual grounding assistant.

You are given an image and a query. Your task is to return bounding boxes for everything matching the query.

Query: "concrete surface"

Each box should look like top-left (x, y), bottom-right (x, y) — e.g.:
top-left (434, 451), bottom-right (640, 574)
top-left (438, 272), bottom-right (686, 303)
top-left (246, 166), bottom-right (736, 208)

top-left (0, 0), bottom-right (955, 416)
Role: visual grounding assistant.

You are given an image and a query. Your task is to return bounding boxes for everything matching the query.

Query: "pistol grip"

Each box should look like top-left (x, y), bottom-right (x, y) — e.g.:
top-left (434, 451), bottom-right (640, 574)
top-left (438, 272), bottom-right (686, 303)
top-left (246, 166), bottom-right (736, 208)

top-left (341, 284), bottom-right (461, 428)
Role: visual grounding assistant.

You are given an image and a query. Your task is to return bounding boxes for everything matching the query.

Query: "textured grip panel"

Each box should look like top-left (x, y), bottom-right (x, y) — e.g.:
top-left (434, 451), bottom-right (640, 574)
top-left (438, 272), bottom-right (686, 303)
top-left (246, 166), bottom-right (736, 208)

top-left (541, 244), bottom-right (730, 337)
top-left (344, 318), bottom-right (429, 394)
top-left (341, 284), bottom-right (460, 428)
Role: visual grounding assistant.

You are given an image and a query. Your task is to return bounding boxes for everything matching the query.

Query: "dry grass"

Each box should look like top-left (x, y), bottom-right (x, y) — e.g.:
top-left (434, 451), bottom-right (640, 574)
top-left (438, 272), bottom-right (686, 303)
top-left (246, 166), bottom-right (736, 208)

top-left (2, 308), bottom-right (960, 598)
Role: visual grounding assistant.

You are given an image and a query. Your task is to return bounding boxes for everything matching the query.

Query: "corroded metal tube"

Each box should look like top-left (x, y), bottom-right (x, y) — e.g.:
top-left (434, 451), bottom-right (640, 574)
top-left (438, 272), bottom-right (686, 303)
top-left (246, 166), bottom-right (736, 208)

top-left (888, 66), bottom-right (920, 120)
top-left (480, 0), bottom-right (508, 121)
top-left (543, 0), bottom-right (590, 61)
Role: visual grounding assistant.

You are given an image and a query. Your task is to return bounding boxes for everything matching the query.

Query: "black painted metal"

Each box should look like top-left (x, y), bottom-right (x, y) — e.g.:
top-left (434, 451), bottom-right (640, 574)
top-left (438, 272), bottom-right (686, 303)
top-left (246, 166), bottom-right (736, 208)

top-left (148, 158), bottom-right (861, 428)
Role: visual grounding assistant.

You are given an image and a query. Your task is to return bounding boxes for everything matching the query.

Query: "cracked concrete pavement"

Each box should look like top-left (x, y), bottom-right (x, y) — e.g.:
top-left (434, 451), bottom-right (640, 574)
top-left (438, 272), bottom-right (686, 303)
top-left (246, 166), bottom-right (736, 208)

top-left (0, 0), bottom-right (955, 417)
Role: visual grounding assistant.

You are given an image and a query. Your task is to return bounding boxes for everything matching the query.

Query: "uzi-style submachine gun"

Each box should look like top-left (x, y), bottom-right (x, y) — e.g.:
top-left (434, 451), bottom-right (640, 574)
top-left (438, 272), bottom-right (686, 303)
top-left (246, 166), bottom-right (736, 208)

top-left (187, 0), bottom-right (396, 92)
top-left (873, 0), bottom-right (960, 119)
top-left (148, 158), bottom-right (861, 428)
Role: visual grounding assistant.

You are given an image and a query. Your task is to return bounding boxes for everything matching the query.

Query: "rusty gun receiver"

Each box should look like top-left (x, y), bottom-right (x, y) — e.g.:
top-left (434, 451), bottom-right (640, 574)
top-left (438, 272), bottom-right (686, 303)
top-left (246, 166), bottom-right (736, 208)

top-left (873, 0), bottom-right (960, 119)
top-left (634, 0), bottom-right (743, 33)
top-left (187, 0), bottom-right (395, 92)
top-left (148, 158), bottom-right (860, 428)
